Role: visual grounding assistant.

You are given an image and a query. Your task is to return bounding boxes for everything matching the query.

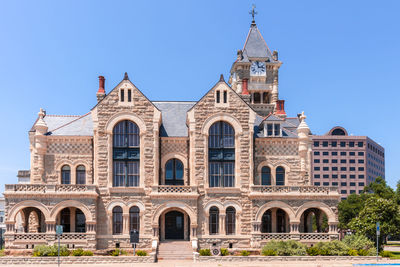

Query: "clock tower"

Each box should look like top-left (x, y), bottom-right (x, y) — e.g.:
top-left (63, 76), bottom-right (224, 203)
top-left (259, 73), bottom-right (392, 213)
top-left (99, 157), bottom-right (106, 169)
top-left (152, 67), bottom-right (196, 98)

top-left (229, 19), bottom-right (282, 117)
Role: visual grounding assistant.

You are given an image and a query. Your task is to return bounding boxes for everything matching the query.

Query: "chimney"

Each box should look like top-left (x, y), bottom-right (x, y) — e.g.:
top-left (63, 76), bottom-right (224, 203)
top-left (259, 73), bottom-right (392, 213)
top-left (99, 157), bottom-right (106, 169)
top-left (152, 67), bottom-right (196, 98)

top-left (240, 78), bottom-right (251, 104)
top-left (97, 76), bottom-right (106, 102)
top-left (275, 100), bottom-right (287, 117)
top-left (242, 79), bottom-right (249, 95)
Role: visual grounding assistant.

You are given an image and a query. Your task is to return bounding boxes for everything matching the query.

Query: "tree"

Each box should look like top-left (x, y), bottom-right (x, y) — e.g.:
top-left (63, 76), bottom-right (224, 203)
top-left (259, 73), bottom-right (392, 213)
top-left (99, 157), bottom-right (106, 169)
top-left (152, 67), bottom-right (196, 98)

top-left (338, 193), bottom-right (367, 229)
top-left (363, 176), bottom-right (394, 199)
top-left (348, 196), bottom-right (400, 247)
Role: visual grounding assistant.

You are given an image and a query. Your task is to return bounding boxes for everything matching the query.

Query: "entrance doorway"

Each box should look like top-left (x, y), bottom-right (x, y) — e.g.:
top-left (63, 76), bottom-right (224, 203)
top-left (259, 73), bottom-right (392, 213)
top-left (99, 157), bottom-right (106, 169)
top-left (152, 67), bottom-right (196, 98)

top-left (165, 211), bottom-right (184, 240)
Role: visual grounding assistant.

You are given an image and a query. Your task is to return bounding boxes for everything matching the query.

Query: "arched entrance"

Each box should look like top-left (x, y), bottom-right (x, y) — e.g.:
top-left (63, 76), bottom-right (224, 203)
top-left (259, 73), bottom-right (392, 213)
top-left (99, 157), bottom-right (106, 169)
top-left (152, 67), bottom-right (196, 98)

top-left (260, 208), bottom-right (290, 233)
top-left (299, 208), bottom-right (328, 233)
top-left (165, 211), bottom-right (184, 240)
top-left (159, 209), bottom-right (191, 241)
top-left (56, 207), bottom-right (87, 233)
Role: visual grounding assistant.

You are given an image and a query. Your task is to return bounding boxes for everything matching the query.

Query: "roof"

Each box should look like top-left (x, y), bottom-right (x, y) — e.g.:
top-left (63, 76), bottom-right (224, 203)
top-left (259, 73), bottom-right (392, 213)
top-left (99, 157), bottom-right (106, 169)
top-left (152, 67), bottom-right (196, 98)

top-left (241, 23), bottom-right (277, 62)
top-left (153, 101), bottom-right (196, 137)
top-left (44, 113), bottom-right (93, 136)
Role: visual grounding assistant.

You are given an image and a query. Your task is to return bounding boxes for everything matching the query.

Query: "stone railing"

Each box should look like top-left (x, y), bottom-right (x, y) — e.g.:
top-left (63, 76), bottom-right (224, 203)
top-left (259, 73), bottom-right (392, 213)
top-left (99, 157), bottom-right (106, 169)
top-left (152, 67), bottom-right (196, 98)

top-left (14, 233), bottom-right (47, 241)
top-left (150, 185), bottom-right (198, 199)
top-left (59, 233), bottom-right (88, 240)
top-left (5, 184), bottom-right (98, 197)
top-left (153, 185), bottom-right (197, 193)
top-left (255, 232), bottom-right (335, 241)
top-left (251, 186), bottom-right (339, 195)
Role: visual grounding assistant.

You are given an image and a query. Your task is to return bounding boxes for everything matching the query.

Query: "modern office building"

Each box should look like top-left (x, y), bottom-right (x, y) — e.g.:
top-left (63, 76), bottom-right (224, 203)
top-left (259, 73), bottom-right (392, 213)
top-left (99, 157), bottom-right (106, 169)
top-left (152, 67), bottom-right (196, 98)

top-left (311, 126), bottom-right (385, 199)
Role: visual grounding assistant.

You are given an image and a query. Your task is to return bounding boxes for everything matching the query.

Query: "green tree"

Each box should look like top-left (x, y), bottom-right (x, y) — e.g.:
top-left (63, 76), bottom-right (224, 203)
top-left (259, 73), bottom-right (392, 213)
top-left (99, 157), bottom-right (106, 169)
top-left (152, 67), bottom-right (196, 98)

top-left (348, 196), bottom-right (400, 247)
top-left (338, 193), bottom-right (367, 229)
top-left (363, 176), bottom-right (394, 199)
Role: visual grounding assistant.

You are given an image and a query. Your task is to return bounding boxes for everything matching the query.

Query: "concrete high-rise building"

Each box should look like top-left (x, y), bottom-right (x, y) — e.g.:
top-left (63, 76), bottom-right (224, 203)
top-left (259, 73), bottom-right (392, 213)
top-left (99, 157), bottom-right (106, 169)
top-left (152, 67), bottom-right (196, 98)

top-left (311, 126), bottom-right (385, 199)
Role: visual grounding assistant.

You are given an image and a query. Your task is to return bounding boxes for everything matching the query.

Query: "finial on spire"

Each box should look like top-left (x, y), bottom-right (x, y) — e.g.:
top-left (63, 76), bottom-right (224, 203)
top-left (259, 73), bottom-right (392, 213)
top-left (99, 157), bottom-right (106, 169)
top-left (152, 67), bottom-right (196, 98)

top-left (300, 111), bottom-right (306, 122)
top-left (219, 74), bottom-right (225, 82)
top-left (38, 108), bottom-right (45, 119)
top-left (123, 72), bottom-right (129, 80)
top-left (249, 4), bottom-right (257, 24)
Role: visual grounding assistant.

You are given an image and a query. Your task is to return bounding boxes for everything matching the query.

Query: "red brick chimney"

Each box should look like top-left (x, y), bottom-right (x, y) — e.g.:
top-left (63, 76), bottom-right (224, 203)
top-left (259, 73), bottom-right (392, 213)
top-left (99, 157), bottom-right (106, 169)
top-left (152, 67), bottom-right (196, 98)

top-left (97, 76), bottom-right (106, 102)
top-left (275, 100), bottom-right (287, 117)
top-left (242, 78), bottom-right (249, 95)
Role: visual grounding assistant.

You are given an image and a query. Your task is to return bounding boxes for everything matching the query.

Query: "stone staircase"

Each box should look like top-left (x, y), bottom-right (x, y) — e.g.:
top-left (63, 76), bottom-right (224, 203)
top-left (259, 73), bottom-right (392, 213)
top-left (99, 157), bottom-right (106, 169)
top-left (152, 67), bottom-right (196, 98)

top-left (157, 241), bottom-right (193, 261)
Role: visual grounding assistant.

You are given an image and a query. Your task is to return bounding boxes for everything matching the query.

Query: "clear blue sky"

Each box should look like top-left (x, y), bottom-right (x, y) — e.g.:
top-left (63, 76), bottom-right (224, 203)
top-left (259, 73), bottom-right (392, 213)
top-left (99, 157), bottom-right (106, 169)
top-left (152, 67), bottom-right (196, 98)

top-left (0, 0), bottom-right (399, 190)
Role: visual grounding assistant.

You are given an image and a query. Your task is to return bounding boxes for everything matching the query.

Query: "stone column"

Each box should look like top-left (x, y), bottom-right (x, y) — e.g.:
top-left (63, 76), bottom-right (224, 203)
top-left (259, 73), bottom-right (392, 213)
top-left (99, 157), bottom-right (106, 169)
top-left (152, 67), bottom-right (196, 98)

top-left (184, 214), bottom-right (188, 240)
top-left (70, 207), bottom-right (76, 232)
top-left (271, 209), bottom-right (277, 233)
top-left (252, 222), bottom-right (261, 233)
top-left (220, 214), bottom-right (226, 235)
top-left (123, 214), bottom-right (129, 235)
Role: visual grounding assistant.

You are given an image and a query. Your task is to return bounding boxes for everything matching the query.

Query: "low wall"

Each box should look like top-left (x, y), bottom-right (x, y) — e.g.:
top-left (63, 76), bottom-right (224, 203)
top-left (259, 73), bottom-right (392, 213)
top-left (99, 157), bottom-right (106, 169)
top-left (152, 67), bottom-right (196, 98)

top-left (0, 254), bottom-right (156, 264)
top-left (195, 254), bottom-right (386, 262)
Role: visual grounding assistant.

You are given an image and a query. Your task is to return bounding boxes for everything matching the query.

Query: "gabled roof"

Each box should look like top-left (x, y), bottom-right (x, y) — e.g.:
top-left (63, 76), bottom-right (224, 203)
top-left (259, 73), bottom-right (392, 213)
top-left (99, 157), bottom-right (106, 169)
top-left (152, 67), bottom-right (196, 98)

top-left (241, 23), bottom-right (277, 62)
top-left (153, 101), bottom-right (196, 137)
top-left (43, 113), bottom-right (93, 136)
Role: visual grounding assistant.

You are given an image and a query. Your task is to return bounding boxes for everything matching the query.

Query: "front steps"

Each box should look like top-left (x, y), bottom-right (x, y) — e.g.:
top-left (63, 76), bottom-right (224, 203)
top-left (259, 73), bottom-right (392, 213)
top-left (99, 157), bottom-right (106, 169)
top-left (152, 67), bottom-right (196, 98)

top-left (157, 240), bottom-right (193, 261)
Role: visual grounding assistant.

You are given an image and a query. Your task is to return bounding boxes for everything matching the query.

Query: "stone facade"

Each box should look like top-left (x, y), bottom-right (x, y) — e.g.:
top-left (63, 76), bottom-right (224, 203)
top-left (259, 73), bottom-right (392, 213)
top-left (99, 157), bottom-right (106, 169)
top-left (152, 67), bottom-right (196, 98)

top-left (4, 20), bottom-right (340, 253)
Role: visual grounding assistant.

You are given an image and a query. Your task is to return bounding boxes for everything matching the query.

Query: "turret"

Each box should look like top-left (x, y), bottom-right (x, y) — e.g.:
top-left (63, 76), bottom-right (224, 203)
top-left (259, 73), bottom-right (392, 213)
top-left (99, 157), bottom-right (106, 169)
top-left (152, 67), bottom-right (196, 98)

top-left (296, 112), bottom-right (312, 185)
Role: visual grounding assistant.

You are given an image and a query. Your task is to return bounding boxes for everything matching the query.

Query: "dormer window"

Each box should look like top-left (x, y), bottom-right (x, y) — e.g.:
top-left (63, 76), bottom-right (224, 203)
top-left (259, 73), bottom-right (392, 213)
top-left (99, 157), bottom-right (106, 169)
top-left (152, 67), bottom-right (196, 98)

top-left (264, 123), bottom-right (282, 137)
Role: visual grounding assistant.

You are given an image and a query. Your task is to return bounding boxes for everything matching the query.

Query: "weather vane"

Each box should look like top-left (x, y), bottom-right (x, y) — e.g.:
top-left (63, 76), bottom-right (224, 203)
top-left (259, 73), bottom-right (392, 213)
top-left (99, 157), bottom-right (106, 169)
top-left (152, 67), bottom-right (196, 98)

top-left (249, 4), bottom-right (257, 23)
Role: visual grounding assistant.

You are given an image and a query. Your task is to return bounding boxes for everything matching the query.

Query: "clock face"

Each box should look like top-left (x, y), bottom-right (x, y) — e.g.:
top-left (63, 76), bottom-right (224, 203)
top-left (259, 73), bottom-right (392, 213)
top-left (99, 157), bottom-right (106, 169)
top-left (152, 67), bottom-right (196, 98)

top-left (250, 61), bottom-right (266, 76)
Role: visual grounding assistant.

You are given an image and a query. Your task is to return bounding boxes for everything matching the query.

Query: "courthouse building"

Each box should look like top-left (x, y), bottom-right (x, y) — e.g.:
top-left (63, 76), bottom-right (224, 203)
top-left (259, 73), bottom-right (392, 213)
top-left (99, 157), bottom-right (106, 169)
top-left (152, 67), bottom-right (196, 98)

top-left (4, 19), bottom-right (340, 251)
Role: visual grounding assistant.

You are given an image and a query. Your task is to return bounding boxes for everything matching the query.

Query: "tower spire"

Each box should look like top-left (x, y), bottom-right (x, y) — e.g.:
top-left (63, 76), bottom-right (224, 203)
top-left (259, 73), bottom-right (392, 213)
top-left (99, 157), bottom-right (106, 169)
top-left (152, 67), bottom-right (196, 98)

top-left (249, 4), bottom-right (257, 25)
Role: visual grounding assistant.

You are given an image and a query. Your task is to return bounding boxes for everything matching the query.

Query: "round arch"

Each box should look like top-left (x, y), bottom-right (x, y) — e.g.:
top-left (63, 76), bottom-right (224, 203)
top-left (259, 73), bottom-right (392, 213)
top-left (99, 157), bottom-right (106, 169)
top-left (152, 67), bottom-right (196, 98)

top-left (152, 201), bottom-right (197, 226)
top-left (255, 201), bottom-right (296, 222)
top-left (201, 113), bottom-right (243, 136)
top-left (126, 200), bottom-right (146, 212)
top-left (50, 200), bottom-right (93, 222)
top-left (295, 201), bottom-right (336, 223)
top-left (328, 126), bottom-right (348, 136)
top-left (105, 112), bottom-right (147, 135)
top-left (106, 200), bottom-right (127, 214)
top-left (223, 200), bottom-right (242, 214)
top-left (8, 200), bottom-right (50, 223)
top-left (203, 200), bottom-right (224, 216)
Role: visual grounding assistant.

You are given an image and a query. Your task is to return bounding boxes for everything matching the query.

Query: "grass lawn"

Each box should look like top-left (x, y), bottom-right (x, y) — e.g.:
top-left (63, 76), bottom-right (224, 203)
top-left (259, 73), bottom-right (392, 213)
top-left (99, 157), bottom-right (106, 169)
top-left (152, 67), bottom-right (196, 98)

top-left (390, 252), bottom-right (400, 259)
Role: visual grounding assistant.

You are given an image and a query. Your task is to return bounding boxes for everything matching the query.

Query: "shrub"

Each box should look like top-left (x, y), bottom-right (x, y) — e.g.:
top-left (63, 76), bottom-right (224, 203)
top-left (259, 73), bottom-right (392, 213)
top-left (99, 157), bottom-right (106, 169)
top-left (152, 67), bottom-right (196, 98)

top-left (72, 248), bottom-right (84, 256)
top-left (313, 241), bottom-right (349, 256)
top-left (306, 246), bottom-right (321, 256)
top-left (342, 234), bottom-right (375, 255)
top-left (261, 249), bottom-right (277, 256)
top-left (33, 245), bottom-right (70, 257)
top-left (240, 250), bottom-right (250, 256)
top-left (199, 249), bottom-right (211, 256)
top-left (135, 250), bottom-right (147, 256)
top-left (220, 248), bottom-right (229, 256)
top-left (348, 249), bottom-right (358, 256)
top-left (0, 249), bottom-right (6, 257)
top-left (109, 248), bottom-right (127, 256)
top-left (262, 240), bottom-right (307, 256)
top-left (82, 250), bottom-right (93, 256)
top-left (380, 251), bottom-right (394, 258)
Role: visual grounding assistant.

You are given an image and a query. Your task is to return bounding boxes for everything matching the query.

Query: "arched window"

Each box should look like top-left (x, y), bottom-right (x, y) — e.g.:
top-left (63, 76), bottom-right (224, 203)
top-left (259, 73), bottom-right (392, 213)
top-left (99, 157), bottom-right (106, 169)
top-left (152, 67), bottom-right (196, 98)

top-left (61, 165), bottom-right (71, 184)
top-left (165, 159), bottom-right (184, 185)
top-left (261, 166), bottom-right (271, 185)
top-left (209, 206), bottom-right (219, 235)
top-left (113, 120), bottom-right (140, 187)
top-left (263, 92), bottom-right (269, 103)
top-left (253, 93), bottom-right (261, 104)
top-left (60, 208), bottom-right (71, 232)
top-left (226, 207), bottom-right (236, 235)
top-left (112, 206), bottom-right (123, 235)
top-left (209, 121), bottom-right (235, 187)
top-left (75, 209), bottom-right (86, 233)
top-left (261, 210), bottom-right (272, 233)
top-left (129, 206), bottom-right (140, 232)
top-left (276, 166), bottom-right (285, 186)
top-left (76, 165), bottom-right (86, 184)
